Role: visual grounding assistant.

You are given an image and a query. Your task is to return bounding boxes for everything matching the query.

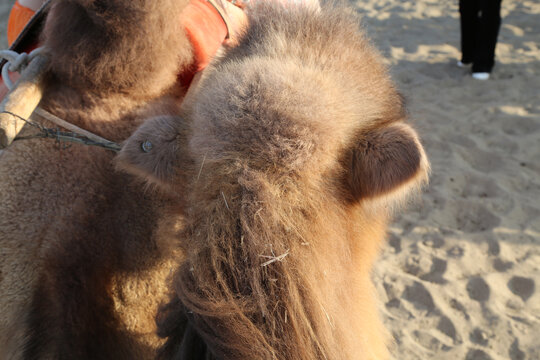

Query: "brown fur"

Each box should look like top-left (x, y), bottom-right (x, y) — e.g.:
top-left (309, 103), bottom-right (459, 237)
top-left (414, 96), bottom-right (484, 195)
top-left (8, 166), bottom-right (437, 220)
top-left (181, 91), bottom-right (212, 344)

top-left (43, 0), bottom-right (193, 99)
top-left (119, 2), bottom-right (429, 359)
top-left (0, 0), bottom-right (193, 358)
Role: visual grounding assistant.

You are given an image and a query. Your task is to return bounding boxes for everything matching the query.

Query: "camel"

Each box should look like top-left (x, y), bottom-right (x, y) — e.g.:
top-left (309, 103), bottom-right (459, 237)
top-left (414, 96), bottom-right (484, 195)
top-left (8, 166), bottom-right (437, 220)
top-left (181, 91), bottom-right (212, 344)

top-left (117, 2), bottom-right (430, 359)
top-left (0, 0), bottom-right (194, 358)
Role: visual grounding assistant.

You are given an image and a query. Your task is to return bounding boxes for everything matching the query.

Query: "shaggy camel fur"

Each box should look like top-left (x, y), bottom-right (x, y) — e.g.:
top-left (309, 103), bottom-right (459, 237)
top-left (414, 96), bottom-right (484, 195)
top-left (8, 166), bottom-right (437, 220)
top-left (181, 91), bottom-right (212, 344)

top-left (0, 0), bottom-right (193, 358)
top-left (118, 2), bottom-right (429, 359)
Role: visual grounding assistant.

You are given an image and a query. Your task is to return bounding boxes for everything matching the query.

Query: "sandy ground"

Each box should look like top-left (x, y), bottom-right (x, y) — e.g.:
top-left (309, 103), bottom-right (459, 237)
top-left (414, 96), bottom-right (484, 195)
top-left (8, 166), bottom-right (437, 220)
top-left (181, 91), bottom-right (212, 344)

top-left (354, 1), bottom-right (540, 359)
top-left (1, 0), bottom-right (539, 359)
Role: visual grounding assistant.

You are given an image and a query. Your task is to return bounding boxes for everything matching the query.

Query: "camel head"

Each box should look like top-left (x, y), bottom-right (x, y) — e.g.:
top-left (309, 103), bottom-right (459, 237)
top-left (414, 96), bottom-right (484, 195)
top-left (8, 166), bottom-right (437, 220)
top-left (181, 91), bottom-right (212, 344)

top-left (115, 2), bottom-right (429, 359)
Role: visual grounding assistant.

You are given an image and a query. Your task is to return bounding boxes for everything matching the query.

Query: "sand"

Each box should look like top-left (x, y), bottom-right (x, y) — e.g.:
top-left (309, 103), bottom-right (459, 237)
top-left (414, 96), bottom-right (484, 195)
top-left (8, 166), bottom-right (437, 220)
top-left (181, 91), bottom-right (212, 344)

top-left (354, 1), bottom-right (540, 359)
top-left (0, 0), bottom-right (538, 359)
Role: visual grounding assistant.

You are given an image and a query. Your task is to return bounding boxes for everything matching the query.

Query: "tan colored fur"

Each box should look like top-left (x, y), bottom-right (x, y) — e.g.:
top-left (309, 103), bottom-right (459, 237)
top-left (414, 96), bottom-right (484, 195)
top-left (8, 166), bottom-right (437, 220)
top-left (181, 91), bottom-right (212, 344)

top-left (119, 2), bottom-right (430, 359)
top-left (0, 0), bottom-right (192, 358)
top-left (0, 0), bottom-right (429, 358)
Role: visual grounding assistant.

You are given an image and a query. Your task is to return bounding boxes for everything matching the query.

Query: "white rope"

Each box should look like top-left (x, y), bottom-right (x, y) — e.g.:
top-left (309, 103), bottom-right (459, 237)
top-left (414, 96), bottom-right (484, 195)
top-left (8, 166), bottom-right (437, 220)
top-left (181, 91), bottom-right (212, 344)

top-left (0, 47), bottom-right (121, 152)
top-left (0, 47), bottom-right (45, 90)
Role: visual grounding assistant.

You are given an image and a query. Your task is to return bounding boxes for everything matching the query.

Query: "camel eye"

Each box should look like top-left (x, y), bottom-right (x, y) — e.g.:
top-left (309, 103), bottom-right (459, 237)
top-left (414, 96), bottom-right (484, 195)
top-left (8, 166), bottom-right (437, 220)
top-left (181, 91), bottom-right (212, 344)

top-left (141, 140), bottom-right (153, 153)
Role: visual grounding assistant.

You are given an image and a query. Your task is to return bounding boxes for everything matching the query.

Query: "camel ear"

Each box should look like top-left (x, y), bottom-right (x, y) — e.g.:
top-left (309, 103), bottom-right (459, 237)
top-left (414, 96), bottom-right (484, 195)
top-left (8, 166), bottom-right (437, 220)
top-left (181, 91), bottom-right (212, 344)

top-left (347, 123), bottom-right (428, 202)
top-left (115, 116), bottom-right (186, 190)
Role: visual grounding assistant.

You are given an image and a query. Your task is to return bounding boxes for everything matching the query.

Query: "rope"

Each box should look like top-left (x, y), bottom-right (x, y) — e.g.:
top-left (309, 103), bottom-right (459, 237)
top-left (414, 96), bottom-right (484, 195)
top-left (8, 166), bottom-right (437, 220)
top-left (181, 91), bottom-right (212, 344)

top-left (0, 47), bottom-right (122, 152)
top-left (33, 108), bottom-right (121, 151)
top-left (2, 110), bottom-right (122, 152)
top-left (0, 47), bottom-right (45, 90)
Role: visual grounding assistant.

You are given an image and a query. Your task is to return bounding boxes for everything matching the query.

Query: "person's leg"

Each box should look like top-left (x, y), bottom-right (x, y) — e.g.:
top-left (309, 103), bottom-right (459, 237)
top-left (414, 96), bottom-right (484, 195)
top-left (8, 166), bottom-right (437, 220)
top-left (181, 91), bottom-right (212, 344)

top-left (472, 0), bottom-right (502, 73)
top-left (459, 0), bottom-right (480, 64)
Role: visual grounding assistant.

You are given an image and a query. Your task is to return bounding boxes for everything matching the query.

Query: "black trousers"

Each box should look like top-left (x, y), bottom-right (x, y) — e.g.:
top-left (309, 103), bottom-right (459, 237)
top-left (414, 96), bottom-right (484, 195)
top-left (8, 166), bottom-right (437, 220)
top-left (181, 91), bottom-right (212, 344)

top-left (459, 0), bottom-right (502, 73)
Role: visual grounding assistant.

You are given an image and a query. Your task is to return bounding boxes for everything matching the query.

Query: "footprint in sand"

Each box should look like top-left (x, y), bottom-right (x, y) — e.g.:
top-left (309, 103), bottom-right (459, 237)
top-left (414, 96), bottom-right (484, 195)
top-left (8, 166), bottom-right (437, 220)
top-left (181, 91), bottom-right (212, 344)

top-left (437, 315), bottom-right (458, 343)
top-left (455, 202), bottom-right (501, 233)
top-left (422, 234), bottom-right (445, 248)
top-left (493, 258), bottom-right (514, 272)
top-left (466, 277), bottom-right (490, 302)
top-left (465, 349), bottom-right (493, 360)
top-left (486, 236), bottom-right (501, 256)
top-left (447, 245), bottom-right (465, 258)
top-left (387, 233), bottom-right (402, 253)
top-left (450, 298), bottom-right (470, 320)
top-left (507, 276), bottom-right (535, 302)
top-left (402, 281), bottom-right (435, 312)
top-left (402, 254), bottom-right (447, 283)
top-left (397, 281), bottom-right (463, 349)
top-left (383, 279), bottom-right (415, 321)
top-left (408, 308), bottom-right (461, 350)
top-left (420, 257), bottom-right (447, 284)
top-left (509, 339), bottom-right (526, 360)
top-left (469, 328), bottom-right (490, 346)
top-left (403, 255), bottom-right (432, 278)
top-left (403, 254), bottom-right (448, 284)
top-left (411, 330), bottom-right (451, 352)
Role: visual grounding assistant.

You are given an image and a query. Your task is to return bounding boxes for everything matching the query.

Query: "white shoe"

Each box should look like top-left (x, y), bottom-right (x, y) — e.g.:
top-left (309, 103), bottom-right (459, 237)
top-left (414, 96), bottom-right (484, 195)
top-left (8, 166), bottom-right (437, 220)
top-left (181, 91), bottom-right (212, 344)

top-left (472, 72), bottom-right (490, 80)
top-left (457, 60), bottom-right (471, 68)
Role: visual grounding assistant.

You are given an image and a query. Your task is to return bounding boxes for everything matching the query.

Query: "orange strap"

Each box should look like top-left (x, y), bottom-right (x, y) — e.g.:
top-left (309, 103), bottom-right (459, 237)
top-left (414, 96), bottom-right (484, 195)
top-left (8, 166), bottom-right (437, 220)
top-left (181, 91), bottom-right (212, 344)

top-left (7, 1), bottom-right (36, 46)
top-left (178, 0), bottom-right (229, 86)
